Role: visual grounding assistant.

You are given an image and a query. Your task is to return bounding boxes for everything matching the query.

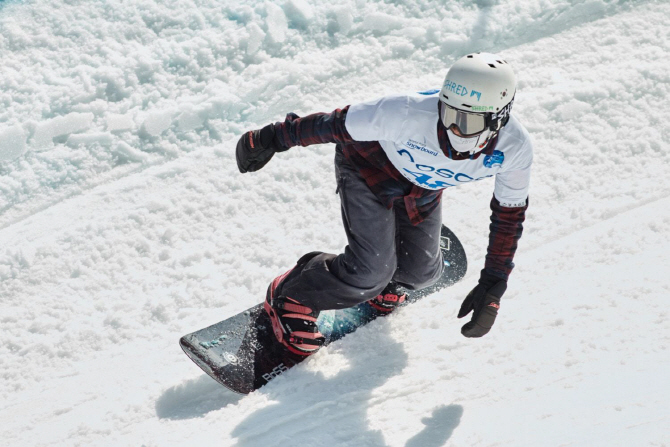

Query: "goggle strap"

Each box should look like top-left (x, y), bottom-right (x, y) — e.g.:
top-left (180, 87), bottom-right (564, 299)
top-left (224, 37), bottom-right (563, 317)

top-left (488, 97), bottom-right (515, 131)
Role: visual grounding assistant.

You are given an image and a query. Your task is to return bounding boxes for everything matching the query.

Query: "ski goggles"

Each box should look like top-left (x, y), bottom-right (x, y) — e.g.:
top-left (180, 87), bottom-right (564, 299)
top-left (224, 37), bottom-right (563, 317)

top-left (439, 103), bottom-right (488, 137)
top-left (439, 99), bottom-right (514, 137)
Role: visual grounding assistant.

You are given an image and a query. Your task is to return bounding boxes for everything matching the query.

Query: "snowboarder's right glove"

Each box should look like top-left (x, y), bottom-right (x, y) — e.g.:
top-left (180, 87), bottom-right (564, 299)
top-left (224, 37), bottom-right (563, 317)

top-left (457, 270), bottom-right (507, 338)
top-left (235, 123), bottom-right (287, 173)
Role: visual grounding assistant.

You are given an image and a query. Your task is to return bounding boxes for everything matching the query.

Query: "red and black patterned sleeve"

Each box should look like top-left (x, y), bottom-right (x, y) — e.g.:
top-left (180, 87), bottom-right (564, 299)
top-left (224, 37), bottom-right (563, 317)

top-left (484, 195), bottom-right (528, 280)
top-left (274, 106), bottom-right (357, 149)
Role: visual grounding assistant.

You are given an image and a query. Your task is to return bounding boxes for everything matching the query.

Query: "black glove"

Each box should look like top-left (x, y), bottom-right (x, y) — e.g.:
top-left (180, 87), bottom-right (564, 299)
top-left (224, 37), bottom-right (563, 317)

top-left (457, 270), bottom-right (507, 338)
top-left (235, 123), bottom-right (286, 173)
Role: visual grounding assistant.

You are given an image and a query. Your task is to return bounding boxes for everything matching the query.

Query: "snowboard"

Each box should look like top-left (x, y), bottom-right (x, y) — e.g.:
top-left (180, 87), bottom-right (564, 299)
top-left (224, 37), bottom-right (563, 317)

top-left (180, 224), bottom-right (467, 394)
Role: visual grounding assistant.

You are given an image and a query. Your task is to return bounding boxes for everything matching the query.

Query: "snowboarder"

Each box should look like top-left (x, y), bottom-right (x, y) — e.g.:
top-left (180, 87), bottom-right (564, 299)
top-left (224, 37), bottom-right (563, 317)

top-left (235, 52), bottom-right (532, 357)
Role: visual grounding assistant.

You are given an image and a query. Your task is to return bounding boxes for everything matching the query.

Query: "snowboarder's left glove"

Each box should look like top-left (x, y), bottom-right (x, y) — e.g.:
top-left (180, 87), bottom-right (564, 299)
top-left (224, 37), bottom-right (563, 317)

top-left (457, 270), bottom-right (507, 338)
top-left (235, 123), bottom-right (287, 173)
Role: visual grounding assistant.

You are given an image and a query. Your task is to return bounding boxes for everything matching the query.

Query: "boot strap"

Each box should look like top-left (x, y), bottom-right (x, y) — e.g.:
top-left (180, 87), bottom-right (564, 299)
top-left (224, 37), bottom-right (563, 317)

top-left (377, 292), bottom-right (406, 306)
top-left (272, 296), bottom-right (319, 318)
top-left (287, 333), bottom-right (325, 347)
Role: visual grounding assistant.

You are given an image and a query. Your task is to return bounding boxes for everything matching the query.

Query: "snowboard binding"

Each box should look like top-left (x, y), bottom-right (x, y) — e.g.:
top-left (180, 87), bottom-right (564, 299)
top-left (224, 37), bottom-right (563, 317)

top-left (264, 272), bottom-right (325, 356)
top-left (368, 281), bottom-right (407, 314)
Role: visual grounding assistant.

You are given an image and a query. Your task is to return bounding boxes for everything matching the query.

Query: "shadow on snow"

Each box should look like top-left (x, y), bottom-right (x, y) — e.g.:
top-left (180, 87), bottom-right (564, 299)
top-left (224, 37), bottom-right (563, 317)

top-left (156, 318), bottom-right (464, 446)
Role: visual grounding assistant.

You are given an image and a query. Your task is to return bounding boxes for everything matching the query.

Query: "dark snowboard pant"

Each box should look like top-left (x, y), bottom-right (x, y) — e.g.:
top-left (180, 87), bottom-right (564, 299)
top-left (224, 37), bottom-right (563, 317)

top-left (275, 148), bottom-right (444, 311)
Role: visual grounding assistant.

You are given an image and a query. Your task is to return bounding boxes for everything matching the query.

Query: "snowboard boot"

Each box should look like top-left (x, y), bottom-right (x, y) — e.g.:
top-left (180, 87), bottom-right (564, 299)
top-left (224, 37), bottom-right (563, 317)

top-left (264, 270), bottom-right (325, 357)
top-left (368, 281), bottom-right (407, 314)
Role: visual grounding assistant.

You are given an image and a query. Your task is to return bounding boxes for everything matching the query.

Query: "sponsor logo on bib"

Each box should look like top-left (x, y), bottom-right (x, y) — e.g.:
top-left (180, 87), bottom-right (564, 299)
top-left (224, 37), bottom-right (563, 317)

top-left (405, 139), bottom-right (438, 157)
top-left (483, 150), bottom-right (504, 168)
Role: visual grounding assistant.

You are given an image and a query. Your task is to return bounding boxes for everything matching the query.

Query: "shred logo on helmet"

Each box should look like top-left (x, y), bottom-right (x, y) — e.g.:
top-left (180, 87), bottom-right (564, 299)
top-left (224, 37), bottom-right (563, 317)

top-left (442, 82), bottom-right (498, 105)
top-left (471, 105), bottom-right (494, 112)
top-left (442, 80), bottom-right (483, 102)
top-left (439, 52), bottom-right (517, 155)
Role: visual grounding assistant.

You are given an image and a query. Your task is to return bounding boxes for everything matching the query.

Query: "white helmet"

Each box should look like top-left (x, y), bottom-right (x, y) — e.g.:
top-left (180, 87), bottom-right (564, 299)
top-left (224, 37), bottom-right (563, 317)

top-left (438, 52), bottom-right (516, 154)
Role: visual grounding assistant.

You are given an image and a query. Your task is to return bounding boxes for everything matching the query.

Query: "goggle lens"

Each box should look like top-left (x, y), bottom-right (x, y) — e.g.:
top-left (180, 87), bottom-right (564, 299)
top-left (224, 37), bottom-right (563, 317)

top-left (440, 104), bottom-right (487, 137)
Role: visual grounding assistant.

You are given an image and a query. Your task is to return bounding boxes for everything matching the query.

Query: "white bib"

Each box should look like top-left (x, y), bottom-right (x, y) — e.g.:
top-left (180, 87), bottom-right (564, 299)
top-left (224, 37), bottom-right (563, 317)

top-left (345, 94), bottom-right (533, 208)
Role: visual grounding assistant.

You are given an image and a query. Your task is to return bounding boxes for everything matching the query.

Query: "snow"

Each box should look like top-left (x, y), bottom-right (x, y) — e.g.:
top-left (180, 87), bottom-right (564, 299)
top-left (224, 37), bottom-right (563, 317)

top-left (32, 113), bottom-right (95, 150)
top-left (0, 0), bottom-right (669, 446)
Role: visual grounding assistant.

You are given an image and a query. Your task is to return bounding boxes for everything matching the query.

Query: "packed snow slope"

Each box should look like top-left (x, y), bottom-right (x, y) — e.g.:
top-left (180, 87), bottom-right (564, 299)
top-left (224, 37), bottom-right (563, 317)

top-left (1, 0), bottom-right (669, 446)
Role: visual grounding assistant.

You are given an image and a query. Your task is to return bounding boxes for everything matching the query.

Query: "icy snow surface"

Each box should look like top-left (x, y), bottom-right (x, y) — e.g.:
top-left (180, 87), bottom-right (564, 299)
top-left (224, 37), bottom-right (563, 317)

top-left (1, 0), bottom-right (669, 445)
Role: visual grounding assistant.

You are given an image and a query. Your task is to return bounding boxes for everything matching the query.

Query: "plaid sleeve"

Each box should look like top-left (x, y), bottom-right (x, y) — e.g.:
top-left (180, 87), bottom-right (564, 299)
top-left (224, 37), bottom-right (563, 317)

top-left (484, 195), bottom-right (528, 280)
top-left (274, 106), bottom-right (355, 149)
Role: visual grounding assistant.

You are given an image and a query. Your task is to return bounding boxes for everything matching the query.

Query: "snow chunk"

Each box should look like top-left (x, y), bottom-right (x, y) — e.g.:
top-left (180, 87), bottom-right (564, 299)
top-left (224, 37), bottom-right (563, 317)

top-left (246, 22), bottom-right (266, 55)
top-left (0, 125), bottom-right (27, 161)
top-left (140, 110), bottom-right (175, 137)
top-left (114, 142), bottom-right (148, 163)
top-left (177, 107), bottom-right (205, 132)
top-left (106, 114), bottom-right (135, 133)
top-left (362, 12), bottom-right (402, 33)
top-left (283, 0), bottom-right (314, 29)
top-left (331, 7), bottom-right (353, 35)
top-left (391, 41), bottom-right (415, 58)
top-left (66, 133), bottom-right (114, 147)
top-left (32, 113), bottom-right (95, 150)
top-left (265, 3), bottom-right (288, 44)
top-left (553, 99), bottom-right (593, 122)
